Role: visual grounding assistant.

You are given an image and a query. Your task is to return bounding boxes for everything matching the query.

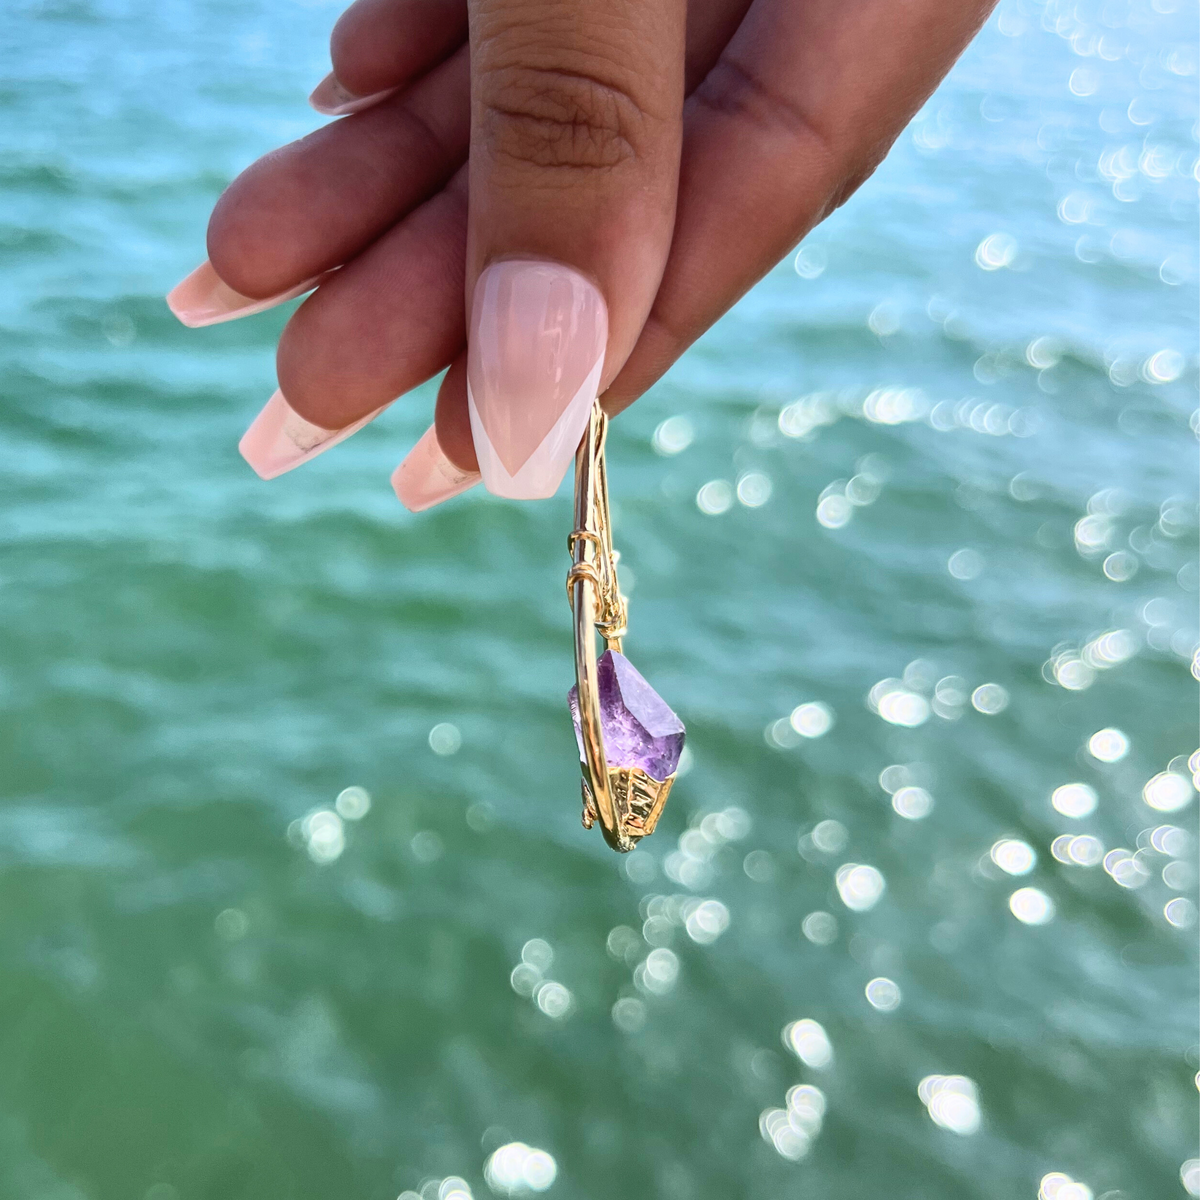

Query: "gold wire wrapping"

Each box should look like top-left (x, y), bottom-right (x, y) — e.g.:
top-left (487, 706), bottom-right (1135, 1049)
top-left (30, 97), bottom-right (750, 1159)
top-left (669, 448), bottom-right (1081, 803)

top-left (568, 403), bottom-right (674, 853)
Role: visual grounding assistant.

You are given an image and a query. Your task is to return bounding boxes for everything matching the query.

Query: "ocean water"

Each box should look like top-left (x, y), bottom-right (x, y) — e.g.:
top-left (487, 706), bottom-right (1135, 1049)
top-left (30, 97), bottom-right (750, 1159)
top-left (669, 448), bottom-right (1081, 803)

top-left (0, 0), bottom-right (1197, 1197)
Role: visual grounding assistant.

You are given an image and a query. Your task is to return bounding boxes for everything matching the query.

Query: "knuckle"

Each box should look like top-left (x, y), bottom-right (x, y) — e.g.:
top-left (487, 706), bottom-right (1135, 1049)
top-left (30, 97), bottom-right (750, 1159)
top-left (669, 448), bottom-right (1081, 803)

top-left (479, 61), bottom-right (648, 172)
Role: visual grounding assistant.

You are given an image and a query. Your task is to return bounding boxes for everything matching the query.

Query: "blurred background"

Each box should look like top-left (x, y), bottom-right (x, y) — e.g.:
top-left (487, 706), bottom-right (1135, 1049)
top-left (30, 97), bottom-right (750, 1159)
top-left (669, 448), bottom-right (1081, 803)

top-left (1, 0), bottom-right (1198, 1197)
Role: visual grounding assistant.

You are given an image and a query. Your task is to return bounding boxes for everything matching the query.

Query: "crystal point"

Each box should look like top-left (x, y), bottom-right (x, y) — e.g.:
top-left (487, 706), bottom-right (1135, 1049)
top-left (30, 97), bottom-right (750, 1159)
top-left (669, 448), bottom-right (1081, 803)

top-left (568, 650), bottom-right (685, 782)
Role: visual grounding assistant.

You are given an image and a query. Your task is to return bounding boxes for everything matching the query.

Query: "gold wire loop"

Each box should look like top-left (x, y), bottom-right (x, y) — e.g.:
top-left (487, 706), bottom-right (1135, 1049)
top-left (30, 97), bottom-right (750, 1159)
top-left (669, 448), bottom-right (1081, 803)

top-left (565, 562), bottom-right (604, 602)
top-left (567, 403), bottom-right (676, 852)
top-left (568, 403), bottom-right (677, 853)
top-left (568, 403), bottom-right (632, 851)
top-left (566, 407), bottom-right (627, 653)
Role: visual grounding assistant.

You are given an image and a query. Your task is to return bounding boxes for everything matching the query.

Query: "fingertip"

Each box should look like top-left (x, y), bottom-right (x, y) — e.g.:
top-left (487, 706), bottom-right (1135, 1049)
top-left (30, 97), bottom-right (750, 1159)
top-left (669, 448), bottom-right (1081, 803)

top-left (392, 424), bottom-right (480, 512)
top-left (167, 260), bottom-right (323, 328)
top-left (309, 71), bottom-right (397, 117)
top-left (239, 388), bottom-right (386, 479)
top-left (167, 260), bottom-right (252, 328)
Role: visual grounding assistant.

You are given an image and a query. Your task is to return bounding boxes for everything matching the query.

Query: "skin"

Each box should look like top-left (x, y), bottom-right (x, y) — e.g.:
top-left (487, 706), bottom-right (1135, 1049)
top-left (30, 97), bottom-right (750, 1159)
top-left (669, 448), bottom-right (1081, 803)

top-left (204, 0), bottom-right (997, 477)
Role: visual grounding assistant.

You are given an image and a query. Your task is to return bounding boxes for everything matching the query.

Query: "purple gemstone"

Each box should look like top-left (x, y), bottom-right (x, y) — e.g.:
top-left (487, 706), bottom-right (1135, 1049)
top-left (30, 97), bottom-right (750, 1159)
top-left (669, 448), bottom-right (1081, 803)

top-left (568, 650), bottom-right (685, 782)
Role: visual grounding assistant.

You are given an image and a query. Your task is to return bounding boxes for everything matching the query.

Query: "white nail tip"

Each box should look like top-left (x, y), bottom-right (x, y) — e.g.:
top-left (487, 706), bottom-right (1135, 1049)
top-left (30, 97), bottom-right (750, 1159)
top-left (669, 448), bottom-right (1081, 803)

top-left (467, 356), bottom-right (602, 499)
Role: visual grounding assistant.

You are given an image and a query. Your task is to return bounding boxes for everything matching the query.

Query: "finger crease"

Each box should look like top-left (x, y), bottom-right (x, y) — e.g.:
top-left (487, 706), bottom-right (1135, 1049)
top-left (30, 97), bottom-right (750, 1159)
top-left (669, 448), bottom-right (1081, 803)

top-left (694, 56), bottom-right (836, 169)
top-left (480, 65), bottom-right (649, 172)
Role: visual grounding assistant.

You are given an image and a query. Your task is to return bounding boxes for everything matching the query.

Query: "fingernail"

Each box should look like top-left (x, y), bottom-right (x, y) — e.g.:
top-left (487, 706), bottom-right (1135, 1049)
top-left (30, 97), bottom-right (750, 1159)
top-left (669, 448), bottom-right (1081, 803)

top-left (239, 389), bottom-right (384, 480)
top-left (167, 260), bottom-right (321, 328)
top-left (467, 260), bottom-right (607, 500)
top-left (391, 425), bottom-right (481, 512)
top-left (309, 72), bottom-right (397, 116)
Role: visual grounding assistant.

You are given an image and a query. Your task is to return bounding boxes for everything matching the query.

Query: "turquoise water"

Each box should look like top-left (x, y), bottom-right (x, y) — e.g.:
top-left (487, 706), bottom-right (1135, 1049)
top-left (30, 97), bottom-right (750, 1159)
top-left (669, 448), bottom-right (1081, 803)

top-left (1, 0), bottom-right (1198, 1197)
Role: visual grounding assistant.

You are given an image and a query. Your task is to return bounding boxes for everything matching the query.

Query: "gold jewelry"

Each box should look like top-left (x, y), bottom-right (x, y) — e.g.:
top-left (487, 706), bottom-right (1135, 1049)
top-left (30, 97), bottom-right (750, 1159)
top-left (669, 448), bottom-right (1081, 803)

top-left (567, 403), bottom-right (685, 853)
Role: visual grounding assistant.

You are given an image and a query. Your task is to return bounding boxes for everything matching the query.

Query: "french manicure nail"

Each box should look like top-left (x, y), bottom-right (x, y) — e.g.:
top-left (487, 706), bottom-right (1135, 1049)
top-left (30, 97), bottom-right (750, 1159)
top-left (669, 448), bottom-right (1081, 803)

top-left (466, 260), bottom-right (607, 500)
top-left (239, 389), bottom-right (384, 480)
top-left (309, 72), bottom-right (397, 116)
top-left (391, 425), bottom-right (481, 512)
top-left (167, 260), bottom-right (321, 328)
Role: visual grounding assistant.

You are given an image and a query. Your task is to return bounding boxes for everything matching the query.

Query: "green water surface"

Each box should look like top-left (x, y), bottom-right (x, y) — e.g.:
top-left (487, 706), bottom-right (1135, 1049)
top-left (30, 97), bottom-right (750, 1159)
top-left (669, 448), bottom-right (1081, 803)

top-left (0, 0), bottom-right (1197, 1197)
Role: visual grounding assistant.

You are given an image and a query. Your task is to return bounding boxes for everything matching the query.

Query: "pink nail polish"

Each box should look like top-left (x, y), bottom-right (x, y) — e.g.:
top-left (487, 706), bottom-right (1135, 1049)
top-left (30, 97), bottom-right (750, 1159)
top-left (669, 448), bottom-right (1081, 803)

top-left (466, 260), bottom-right (607, 500)
top-left (239, 389), bottom-right (384, 480)
top-left (308, 72), bottom-right (397, 116)
top-left (167, 260), bottom-right (321, 328)
top-left (391, 425), bottom-right (481, 512)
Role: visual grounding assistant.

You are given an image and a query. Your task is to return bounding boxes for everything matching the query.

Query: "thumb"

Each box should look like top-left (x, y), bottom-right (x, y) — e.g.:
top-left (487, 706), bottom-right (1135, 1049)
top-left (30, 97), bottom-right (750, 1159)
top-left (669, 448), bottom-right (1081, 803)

top-left (464, 0), bottom-right (685, 499)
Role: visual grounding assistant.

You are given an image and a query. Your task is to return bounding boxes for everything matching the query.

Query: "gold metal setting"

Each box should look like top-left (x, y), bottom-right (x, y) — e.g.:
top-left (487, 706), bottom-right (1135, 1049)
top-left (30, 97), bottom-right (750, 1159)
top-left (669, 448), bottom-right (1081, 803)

top-left (568, 403), bottom-right (676, 853)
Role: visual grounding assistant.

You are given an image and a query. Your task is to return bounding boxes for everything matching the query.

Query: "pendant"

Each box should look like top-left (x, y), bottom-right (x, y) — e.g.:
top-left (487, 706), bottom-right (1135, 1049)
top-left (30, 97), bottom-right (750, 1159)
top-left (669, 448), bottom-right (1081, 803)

top-left (566, 404), bottom-right (685, 853)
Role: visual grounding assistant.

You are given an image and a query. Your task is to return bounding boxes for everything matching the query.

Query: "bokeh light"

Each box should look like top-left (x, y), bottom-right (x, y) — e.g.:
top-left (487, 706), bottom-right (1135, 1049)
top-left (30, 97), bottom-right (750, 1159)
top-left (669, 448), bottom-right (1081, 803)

top-left (652, 415), bottom-right (694, 456)
top-left (948, 548), bottom-right (985, 579)
top-left (919, 1075), bottom-right (981, 1135)
top-left (865, 977), bottom-right (902, 1012)
top-left (869, 678), bottom-right (931, 727)
top-left (789, 701), bottom-right (835, 738)
top-left (1052, 783), bottom-right (1099, 819)
top-left (428, 722), bottom-right (462, 756)
top-left (1040, 1173), bottom-right (1093, 1200)
top-left (810, 819), bottom-right (849, 854)
top-left (971, 683), bottom-right (1009, 714)
top-left (991, 839), bottom-right (1037, 875)
top-left (696, 479), bottom-right (733, 515)
top-left (1182, 1160), bottom-right (1200, 1198)
top-left (802, 911), bottom-right (838, 946)
top-left (1009, 888), bottom-right (1055, 925)
top-left (334, 785), bottom-right (371, 820)
top-left (737, 472), bottom-right (773, 508)
top-left (1087, 727), bottom-right (1128, 762)
top-left (782, 1018), bottom-right (834, 1069)
top-left (759, 1082), bottom-right (827, 1161)
top-left (975, 232), bottom-right (1018, 269)
top-left (1143, 771), bottom-right (1195, 812)
top-left (835, 863), bottom-right (886, 912)
top-left (302, 810), bottom-right (344, 865)
top-left (892, 786), bottom-right (935, 820)
top-left (484, 1143), bottom-right (557, 1195)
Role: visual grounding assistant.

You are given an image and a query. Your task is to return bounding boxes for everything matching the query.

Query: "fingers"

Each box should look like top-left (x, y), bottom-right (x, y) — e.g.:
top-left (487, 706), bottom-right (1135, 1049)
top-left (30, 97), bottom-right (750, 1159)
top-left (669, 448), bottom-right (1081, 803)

top-left (202, 46), bottom-right (469, 301)
top-left (603, 0), bottom-right (997, 410)
top-left (239, 170), bottom-right (469, 479)
top-left (312, 0), bottom-right (468, 114)
top-left (462, 0), bottom-right (686, 498)
top-left (277, 169), bottom-right (469, 427)
top-left (316, 0), bottom-right (748, 112)
top-left (282, 0), bottom-right (732, 500)
top-left (229, 0), bottom-right (986, 508)
top-left (314, 0), bottom-right (748, 113)
top-left (177, 0), bottom-right (744, 327)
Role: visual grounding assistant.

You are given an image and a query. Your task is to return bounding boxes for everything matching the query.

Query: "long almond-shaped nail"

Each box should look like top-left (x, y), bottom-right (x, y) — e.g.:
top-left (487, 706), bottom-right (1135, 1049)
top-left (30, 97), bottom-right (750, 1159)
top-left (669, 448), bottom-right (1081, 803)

top-left (239, 389), bottom-right (385, 480)
top-left (309, 72), bottom-right (398, 116)
top-left (391, 425), bottom-right (481, 512)
top-left (466, 260), bottom-right (607, 500)
top-left (167, 260), bottom-right (321, 329)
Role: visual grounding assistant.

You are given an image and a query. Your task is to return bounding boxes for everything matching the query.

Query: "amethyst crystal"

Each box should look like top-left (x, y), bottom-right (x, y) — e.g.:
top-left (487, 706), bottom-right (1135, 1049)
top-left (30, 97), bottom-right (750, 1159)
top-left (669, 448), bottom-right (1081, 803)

top-left (568, 650), bottom-right (685, 782)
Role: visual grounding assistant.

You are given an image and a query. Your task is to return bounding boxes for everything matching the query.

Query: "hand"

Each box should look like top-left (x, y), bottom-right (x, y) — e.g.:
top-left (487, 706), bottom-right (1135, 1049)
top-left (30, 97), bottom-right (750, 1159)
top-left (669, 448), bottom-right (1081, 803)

top-left (168, 0), bottom-right (996, 509)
